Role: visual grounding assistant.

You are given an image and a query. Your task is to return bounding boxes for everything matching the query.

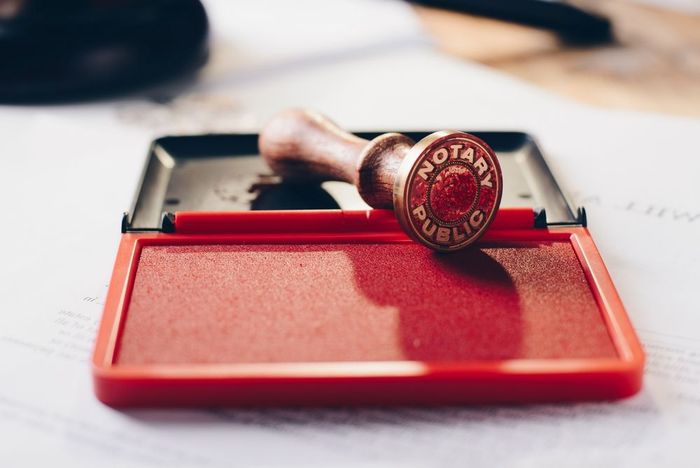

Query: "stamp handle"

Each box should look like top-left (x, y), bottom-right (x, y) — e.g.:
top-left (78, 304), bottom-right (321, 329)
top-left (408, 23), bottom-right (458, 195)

top-left (259, 108), bottom-right (368, 185)
top-left (259, 109), bottom-right (414, 208)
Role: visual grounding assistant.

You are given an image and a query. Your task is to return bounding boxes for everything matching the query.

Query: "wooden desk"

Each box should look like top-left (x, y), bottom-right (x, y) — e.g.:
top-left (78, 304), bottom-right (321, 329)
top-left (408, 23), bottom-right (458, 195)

top-left (415, 1), bottom-right (700, 117)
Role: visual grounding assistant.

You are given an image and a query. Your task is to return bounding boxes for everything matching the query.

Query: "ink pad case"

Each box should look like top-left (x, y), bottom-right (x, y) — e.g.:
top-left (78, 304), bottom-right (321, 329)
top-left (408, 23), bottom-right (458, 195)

top-left (92, 131), bottom-right (644, 407)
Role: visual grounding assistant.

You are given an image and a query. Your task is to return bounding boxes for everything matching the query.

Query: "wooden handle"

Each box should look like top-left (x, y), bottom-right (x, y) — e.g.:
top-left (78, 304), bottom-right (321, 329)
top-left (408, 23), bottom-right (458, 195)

top-left (259, 108), bottom-right (504, 251)
top-left (259, 108), bottom-right (414, 208)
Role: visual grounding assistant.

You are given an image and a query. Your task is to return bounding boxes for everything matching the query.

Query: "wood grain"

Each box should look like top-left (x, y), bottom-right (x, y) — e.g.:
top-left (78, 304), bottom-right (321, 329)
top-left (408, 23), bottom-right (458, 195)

top-left (259, 109), bottom-right (414, 209)
top-left (258, 108), bottom-right (367, 185)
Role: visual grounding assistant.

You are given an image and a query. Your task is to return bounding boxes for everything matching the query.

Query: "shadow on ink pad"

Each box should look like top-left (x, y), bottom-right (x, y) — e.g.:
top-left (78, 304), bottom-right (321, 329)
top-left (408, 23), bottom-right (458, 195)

top-left (115, 241), bottom-right (615, 366)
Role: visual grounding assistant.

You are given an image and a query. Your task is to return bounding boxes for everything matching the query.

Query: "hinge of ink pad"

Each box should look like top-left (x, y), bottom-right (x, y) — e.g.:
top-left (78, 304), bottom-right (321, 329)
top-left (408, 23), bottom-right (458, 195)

top-left (121, 211), bottom-right (175, 233)
top-left (533, 206), bottom-right (588, 229)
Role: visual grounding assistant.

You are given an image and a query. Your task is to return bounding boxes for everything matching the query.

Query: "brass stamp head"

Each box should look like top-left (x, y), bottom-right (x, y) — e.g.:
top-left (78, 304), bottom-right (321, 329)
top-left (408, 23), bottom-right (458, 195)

top-left (394, 131), bottom-right (503, 251)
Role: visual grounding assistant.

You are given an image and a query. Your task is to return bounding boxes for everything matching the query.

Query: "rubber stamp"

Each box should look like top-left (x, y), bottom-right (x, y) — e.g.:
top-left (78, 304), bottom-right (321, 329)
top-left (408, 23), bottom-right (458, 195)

top-left (259, 109), bottom-right (503, 251)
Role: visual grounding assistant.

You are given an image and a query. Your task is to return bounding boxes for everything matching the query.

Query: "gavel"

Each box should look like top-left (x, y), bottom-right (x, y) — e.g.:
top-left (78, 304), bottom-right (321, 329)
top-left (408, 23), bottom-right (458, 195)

top-left (259, 109), bottom-right (503, 251)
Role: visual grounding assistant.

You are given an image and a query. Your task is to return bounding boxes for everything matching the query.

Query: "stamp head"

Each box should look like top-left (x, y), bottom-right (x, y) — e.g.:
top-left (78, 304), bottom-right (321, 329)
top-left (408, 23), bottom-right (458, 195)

top-left (393, 131), bottom-right (503, 251)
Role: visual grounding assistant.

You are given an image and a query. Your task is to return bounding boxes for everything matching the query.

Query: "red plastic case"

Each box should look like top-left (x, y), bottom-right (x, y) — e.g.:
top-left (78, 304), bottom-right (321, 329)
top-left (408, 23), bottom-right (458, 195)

top-left (92, 132), bottom-right (644, 407)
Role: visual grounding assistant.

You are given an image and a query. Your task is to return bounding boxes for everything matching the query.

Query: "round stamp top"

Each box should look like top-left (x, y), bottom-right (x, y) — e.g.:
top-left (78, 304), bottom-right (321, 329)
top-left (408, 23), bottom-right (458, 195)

top-left (393, 131), bottom-right (503, 252)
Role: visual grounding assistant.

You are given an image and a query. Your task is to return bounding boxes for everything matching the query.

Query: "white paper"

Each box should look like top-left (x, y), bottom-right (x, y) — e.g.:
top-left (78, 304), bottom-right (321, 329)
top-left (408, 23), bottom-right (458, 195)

top-left (1, 1), bottom-right (700, 466)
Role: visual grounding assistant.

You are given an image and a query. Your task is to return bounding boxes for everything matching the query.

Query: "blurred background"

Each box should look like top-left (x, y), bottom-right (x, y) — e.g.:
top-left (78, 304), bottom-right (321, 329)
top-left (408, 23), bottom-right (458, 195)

top-left (2, 2), bottom-right (700, 467)
top-left (1, 0), bottom-right (699, 117)
top-left (417, 0), bottom-right (700, 117)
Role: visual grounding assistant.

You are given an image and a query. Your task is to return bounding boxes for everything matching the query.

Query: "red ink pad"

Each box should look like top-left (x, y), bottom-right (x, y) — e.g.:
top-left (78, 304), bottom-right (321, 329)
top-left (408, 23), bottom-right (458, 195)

top-left (92, 132), bottom-right (644, 407)
top-left (118, 242), bottom-right (615, 365)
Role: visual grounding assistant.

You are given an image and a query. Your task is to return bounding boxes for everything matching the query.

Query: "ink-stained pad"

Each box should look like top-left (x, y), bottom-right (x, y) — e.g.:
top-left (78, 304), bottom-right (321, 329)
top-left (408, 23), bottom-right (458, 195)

top-left (92, 132), bottom-right (644, 406)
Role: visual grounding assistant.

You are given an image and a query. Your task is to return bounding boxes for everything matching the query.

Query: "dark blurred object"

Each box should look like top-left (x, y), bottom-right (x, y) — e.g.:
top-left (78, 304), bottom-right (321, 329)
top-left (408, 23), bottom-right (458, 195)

top-left (250, 183), bottom-right (341, 211)
top-left (408, 0), bottom-right (612, 44)
top-left (0, 0), bottom-right (208, 103)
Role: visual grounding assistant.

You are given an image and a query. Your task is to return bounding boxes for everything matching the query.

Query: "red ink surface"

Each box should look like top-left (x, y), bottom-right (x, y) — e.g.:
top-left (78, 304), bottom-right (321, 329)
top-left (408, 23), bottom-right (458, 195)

top-left (116, 242), bottom-right (616, 365)
top-left (429, 165), bottom-right (477, 223)
top-left (404, 135), bottom-right (501, 250)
